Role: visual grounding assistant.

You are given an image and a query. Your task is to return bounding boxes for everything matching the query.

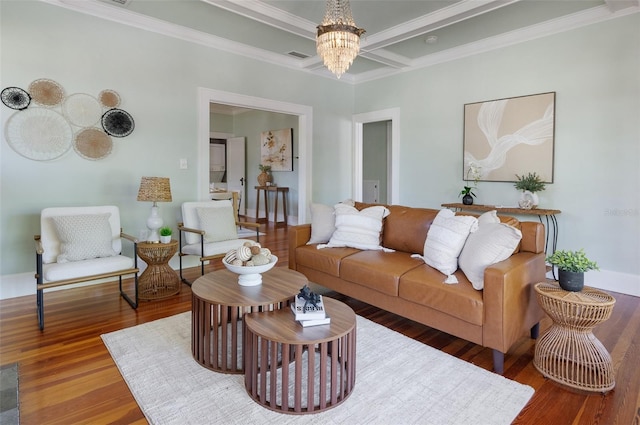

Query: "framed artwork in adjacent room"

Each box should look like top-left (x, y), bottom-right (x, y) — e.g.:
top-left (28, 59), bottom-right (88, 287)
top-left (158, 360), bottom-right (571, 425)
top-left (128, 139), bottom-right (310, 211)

top-left (463, 92), bottom-right (555, 183)
top-left (261, 128), bottom-right (293, 171)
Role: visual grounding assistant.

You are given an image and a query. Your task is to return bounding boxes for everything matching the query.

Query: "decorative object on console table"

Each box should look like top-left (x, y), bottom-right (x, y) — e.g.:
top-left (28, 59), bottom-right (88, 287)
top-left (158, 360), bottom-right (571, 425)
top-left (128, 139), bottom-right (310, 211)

top-left (137, 176), bottom-right (172, 243)
top-left (257, 164), bottom-right (272, 186)
top-left (546, 248), bottom-right (599, 292)
top-left (459, 161), bottom-right (481, 205)
top-left (514, 171), bottom-right (546, 208)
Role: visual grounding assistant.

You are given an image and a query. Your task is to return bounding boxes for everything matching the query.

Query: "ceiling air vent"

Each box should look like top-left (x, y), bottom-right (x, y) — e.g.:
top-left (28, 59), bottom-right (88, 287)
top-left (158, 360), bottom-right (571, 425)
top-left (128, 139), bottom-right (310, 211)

top-left (98, 0), bottom-right (132, 7)
top-left (287, 51), bottom-right (310, 59)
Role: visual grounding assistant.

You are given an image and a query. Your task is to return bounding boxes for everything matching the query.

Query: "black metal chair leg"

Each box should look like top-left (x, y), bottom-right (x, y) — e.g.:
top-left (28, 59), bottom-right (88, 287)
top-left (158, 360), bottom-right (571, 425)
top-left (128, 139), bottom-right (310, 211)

top-left (37, 288), bottom-right (44, 331)
top-left (119, 275), bottom-right (138, 309)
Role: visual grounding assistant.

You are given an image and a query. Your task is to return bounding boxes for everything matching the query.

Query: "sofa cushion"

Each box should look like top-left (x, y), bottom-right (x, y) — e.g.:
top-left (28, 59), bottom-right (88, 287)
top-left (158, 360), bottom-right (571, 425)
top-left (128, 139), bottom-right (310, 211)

top-left (398, 266), bottom-right (484, 326)
top-left (321, 204), bottom-right (390, 250)
top-left (306, 203), bottom-right (336, 244)
top-left (459, 222), bottom-right (522, 290)
top-left (419, 209), bottom-right (478, 276)
top-left (382, 205), bottom-right (438, 253)
top-left (295, 244), bottom-right (360, 278)
top-left (340, 250), bottom-right (423, 297)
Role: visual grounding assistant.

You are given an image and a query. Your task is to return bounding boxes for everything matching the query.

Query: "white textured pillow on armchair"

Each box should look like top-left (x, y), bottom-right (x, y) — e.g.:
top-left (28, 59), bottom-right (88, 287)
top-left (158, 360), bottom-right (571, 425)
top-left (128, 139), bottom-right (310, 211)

top-left (415, 209), bottom-right (477, 280)
top-left (52, 213), bottom-right (117, 263)
top-left (319, 204), bottom-right (390, 250)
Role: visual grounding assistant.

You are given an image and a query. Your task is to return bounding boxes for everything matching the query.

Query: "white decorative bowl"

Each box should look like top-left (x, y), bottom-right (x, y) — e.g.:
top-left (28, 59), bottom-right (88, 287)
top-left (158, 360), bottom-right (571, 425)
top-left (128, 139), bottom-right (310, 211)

top-left (222, 255), bottom-right (278, 286)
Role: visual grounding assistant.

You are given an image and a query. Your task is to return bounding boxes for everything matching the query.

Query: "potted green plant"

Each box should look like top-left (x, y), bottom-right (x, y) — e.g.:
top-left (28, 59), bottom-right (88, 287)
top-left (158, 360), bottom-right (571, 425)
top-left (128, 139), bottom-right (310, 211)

top-left (459, 162), bottom-right (481, 205)
top-left (257, 164), bottom-right (273, 186)
top-left (514, 172), bottom-right (546, 208)
top-left (159, 226), bottom-right (172, 244)
top-left (546, 249), bottom-right (599, 292)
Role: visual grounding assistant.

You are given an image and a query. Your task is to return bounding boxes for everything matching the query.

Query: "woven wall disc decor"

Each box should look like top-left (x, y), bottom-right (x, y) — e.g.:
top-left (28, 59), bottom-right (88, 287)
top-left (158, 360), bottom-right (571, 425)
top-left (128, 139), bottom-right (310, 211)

top-left (102, 108), bottom-right (134, 137)
top-left (1, 87), bottom-right (31, 110)
top-left (63, 93), bottom-right (102, 127)
top-left (98, 89), bottom-right (121, 108)
top-left (74, 127), bottom-right (113, 160)
top-left (28, 79), bottom-right (65, 107)
top-left (5, 108), bottom-right (72, 161)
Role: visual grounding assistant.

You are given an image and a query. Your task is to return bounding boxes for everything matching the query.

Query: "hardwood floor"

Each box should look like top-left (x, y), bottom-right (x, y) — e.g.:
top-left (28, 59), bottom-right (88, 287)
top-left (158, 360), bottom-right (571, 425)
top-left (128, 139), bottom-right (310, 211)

top-left (1, 223), bottom-right (638, 425)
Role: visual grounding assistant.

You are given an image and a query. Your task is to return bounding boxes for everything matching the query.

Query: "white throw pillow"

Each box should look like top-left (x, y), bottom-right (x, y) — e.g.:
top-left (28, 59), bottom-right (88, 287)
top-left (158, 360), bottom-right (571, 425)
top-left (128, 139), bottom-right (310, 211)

top-left (307, 203), bottom-right (336, 244)
top-left (420, 209), bottom-right (478, 276)
top-left (52, 213), bottom-right (117, 263)
top-left (320, 204), bottom-right (390, 250)
top-left (477, 209), bottom-right (499, 225)
top-left (196, 206), bottom-right (238, 243)
top-left (459, 222), bottom-right (522, 290)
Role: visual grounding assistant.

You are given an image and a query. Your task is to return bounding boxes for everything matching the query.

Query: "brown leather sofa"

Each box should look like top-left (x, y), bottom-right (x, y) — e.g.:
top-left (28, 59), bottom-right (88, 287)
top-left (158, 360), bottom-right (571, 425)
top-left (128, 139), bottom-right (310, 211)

top-left (289, 203), bottom-right (546, 374)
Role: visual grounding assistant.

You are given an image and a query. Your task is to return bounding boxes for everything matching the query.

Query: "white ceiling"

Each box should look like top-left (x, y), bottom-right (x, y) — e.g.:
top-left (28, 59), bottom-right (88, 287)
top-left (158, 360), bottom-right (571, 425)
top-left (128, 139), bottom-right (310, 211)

top-left (45, 0), bottom-right (638, 85)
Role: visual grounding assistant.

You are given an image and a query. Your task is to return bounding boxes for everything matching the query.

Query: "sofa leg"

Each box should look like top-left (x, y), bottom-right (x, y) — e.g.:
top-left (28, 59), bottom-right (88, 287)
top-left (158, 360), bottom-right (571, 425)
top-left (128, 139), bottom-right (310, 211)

top-left (492, 350), bottom-right (504, 374)
top-left (530, 322), bottom-right (540, 339)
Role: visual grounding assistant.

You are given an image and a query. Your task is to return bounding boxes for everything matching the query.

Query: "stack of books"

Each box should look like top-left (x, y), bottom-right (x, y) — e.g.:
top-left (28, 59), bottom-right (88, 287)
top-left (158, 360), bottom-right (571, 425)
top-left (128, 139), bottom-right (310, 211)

top-left (290, 294), bottom-right (330, 327)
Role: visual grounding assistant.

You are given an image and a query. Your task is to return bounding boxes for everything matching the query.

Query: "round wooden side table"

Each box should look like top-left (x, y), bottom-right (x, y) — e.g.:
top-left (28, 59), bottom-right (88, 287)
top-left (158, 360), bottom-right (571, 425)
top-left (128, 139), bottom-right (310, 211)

top-left (137, 240), bottom-right (180, 300)
top-left (244, 297), bottom-right (357, 414)
top-left (533, 281), bottom-right (616, 392)
top-left (191, 267), bottom-right (307, 374)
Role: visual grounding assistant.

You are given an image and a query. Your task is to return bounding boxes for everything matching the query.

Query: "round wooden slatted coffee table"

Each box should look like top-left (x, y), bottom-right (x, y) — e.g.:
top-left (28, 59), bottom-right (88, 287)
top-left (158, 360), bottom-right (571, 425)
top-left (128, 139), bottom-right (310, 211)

top-left (191, 267), bottom-right (307, 374)
top-left (534, 282), bottom-right (616, 392)
top-left (244, 297), bottom-right (357, 414)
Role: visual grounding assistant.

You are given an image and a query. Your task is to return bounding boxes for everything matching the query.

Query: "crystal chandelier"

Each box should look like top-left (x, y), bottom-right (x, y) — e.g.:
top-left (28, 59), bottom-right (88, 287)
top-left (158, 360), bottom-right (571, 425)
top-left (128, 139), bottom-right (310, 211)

top-left (316, 0), bottom-right (365, 79)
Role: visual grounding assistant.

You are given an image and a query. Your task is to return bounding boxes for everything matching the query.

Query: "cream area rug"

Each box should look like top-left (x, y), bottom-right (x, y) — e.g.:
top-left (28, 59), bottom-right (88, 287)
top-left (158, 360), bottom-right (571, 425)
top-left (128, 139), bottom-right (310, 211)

top-left (102, 312), bottom-right (533, 425)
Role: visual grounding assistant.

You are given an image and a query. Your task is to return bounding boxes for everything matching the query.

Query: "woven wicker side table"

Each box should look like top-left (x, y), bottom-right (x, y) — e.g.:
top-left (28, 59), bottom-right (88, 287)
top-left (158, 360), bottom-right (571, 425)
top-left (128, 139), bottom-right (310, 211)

top-left (137, 240), bottom-right (180, 300)
top-left (534, 282), bottom-right (616, 392)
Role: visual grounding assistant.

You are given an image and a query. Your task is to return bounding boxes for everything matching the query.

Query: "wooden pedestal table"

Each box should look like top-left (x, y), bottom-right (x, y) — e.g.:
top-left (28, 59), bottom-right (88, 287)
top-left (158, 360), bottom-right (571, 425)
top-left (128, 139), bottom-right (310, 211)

top-left (137, 240), bottom-right (180, 300)
top-left (534, 282), bottom-right (616, 392)
top-left (244, 297), bottom-right (357, 414)
top-left (191, 267), bottom-right (307, 374)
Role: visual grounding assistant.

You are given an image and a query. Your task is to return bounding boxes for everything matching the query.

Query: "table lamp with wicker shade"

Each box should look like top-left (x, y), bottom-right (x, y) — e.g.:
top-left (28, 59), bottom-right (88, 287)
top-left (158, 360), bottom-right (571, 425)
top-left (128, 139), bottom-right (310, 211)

top-left (137, 177), bottom-right (172, 242)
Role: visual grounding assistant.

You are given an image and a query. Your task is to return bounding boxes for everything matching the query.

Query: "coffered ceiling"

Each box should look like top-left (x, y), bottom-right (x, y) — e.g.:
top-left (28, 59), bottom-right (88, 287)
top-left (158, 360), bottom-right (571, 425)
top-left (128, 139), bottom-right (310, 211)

top-left (45, 0), bottom-right (638, 83)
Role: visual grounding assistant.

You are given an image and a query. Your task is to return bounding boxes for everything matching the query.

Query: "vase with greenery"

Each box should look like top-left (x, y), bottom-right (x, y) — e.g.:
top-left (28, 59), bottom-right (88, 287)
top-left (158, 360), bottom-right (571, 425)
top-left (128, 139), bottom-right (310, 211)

top-left (514, 172), bottom-right (546, 208)
top-left (459, 162), bottom-right (481, 205)
top-left (546, 249), bottom-right (599, 292)
top-left (257, 164), bottom-right (272, 186)
top-left (159, 226), bottom-right (172, 244)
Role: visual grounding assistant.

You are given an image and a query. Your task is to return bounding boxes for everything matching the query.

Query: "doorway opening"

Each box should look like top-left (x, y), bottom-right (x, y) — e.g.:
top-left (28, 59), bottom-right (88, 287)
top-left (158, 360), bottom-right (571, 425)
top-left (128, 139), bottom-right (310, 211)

top-left (197, 88), bottom-right (313, 223)
top-left (352, 108), bottom-right (400, 204)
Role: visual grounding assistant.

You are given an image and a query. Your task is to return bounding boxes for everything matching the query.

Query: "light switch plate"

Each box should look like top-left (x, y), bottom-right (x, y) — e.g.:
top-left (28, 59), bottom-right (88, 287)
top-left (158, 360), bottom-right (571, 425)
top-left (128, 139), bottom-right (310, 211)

top-left (179, 158), bottom-right (188, 169)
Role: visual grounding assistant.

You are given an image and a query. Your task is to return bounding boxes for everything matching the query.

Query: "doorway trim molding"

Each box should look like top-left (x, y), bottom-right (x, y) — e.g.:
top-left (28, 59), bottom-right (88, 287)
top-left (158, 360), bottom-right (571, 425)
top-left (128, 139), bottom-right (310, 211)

top-left (197, 88), bottom-right (313, 223)
top-left (352, 108), bottom-right (400, 204)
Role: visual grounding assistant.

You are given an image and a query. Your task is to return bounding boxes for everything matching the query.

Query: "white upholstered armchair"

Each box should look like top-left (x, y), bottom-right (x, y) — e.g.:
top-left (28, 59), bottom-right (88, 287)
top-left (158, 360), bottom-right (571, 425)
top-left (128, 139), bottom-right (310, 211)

top-left (34, 206), bottom-right (139, 330)
top-left (178, 196), bottom-right (260, 285)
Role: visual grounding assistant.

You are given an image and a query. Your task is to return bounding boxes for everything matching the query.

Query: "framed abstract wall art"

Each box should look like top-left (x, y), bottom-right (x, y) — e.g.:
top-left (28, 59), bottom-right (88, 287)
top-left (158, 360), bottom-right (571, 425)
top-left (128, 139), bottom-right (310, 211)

top-left (463, 92), bottom-right (555, 183)
top-left (261, 128), bottom-right (293, 171)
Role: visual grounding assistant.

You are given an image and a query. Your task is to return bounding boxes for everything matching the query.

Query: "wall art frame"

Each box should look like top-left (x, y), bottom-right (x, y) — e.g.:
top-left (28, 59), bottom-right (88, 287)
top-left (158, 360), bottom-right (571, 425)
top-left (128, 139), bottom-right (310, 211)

top-left (260, 128), bottom-right (293, 171)
top-left (463, 91), bottom-right (555, 183)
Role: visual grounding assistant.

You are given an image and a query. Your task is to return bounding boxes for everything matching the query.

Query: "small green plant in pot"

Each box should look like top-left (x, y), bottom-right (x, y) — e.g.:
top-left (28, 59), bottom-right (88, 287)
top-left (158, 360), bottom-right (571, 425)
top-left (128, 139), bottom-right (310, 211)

top-left (514, 172), bottom-right (546, 208)
top-left (546, 249), bottom-right (599, 292)
top-left (159, 226), bottom-right (172, 243)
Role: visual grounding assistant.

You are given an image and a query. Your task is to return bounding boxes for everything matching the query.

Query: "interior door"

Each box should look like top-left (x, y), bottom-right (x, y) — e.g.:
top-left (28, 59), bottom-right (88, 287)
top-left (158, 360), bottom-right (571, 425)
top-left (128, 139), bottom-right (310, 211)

top-left (226, 137), bottom-right (246, 214)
